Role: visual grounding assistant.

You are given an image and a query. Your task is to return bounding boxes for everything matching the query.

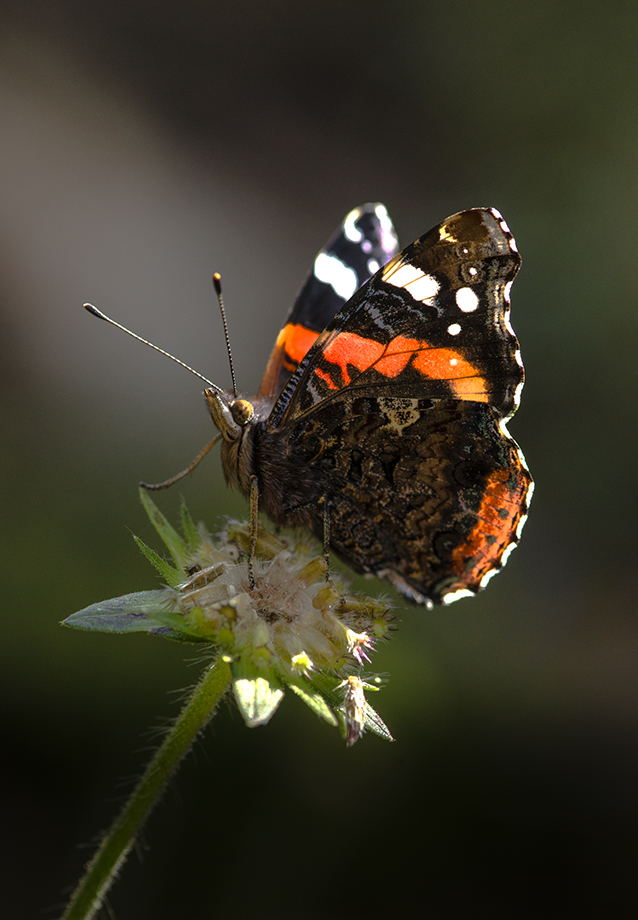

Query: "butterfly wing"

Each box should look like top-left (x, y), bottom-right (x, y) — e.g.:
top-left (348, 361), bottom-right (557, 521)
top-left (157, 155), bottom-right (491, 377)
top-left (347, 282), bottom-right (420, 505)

top-left (258, 203), bottom-right (399, 401)
top-left (262, 208), bottom-right (532, 606)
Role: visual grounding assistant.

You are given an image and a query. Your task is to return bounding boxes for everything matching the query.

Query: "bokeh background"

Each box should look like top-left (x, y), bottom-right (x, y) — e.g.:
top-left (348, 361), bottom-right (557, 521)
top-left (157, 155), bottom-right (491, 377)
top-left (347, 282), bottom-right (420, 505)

top-left (2, 2), bottom-right (637, 917)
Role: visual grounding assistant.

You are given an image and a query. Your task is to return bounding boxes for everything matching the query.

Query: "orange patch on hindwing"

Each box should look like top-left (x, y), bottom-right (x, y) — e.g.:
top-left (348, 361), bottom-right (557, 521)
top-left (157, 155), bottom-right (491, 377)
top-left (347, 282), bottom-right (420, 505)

top-left (452, 468), bottom-right (524, 576)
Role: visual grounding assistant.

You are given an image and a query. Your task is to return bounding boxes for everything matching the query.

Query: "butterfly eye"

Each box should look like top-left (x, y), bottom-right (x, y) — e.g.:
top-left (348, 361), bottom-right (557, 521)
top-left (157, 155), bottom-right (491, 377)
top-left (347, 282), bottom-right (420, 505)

top-left (205, 389), bottom-right (241, 441)
top-left (230, 399), bottom-right (254, 426)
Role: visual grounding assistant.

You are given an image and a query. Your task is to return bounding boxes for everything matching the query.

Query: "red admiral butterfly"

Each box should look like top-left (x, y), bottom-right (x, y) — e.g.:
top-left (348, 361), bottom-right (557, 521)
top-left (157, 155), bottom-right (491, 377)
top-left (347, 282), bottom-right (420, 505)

top-left (205, 203), bottom-right (532, 607)
top-left (87, 203), bottom-right (532, 607)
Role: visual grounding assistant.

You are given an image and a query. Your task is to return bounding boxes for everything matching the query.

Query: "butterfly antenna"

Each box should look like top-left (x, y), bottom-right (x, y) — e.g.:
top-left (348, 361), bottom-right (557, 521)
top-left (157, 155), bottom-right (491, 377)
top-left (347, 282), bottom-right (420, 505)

top-left (83, 303), bottom-right (224, 394)
top-left (212, 273), bottom-right (237, 398)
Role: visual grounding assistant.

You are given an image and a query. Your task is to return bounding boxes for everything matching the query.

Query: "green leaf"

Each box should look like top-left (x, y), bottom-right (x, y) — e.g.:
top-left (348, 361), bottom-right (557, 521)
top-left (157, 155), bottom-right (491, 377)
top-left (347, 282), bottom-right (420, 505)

top-left (139, 487), bottom-right (189, 568)
top-left (179, 501), bottom-right (201, 548)
top-left (288, 679), bottom-right (339, 726)
top-left (363, 703), bottom-right (394, 742)
top-left (63, 591), bottom-right (205, 643)
top-left (133, 536), bottom-right (182, 587)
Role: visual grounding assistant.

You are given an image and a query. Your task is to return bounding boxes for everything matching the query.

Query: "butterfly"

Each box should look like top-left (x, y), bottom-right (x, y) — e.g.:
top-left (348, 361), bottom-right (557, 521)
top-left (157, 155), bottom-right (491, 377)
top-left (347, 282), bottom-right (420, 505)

top-left (203, 203), bottom-right (533, 607)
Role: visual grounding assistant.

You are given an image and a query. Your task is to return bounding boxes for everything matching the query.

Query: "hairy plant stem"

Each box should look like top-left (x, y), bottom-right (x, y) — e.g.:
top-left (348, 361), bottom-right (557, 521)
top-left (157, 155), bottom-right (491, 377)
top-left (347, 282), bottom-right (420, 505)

top-left (61, 656), bottom-right (232, 920)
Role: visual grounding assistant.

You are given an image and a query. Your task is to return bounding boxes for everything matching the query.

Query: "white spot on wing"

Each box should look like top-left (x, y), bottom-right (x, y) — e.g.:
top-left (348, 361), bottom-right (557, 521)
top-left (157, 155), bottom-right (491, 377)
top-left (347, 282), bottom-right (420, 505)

top-left (447, 323), bottom-right (461, 336)
top-left (517, 447), bottom-right (532, 474)
top-left (374, 203), bottom-right (399, 255)
top-left (455, 286), bottom-right (479, 312)
top-left (408, 272), bottom-right (440, 301)
top-left (469, 266), bottom-right (478, 276)
top-left (504, 281), bottom-right (513, 302)
top-left (314, 252), bottom-right (358, 300)
top-left (526, 479), bottom-right (535, 500)
top-left (343, 208), bottom-right (363, 243)
top-left (516, 512), bottom-right (529, 540)
top-left (442, 588), bottom-right (474, 605)
top-left (479, 567), bottom-right (500, 589)
top-left (498, 418), bottom-right (513, 439)
top-left (500, 542), bottom-right (517, 567)
top-left (382, 261), bottom-right (440, 302)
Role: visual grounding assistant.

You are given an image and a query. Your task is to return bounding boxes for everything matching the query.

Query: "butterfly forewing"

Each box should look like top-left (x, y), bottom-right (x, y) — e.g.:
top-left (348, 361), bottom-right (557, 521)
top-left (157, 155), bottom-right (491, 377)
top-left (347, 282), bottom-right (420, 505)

top-left (268, 208), bottom-right (522, 430)
top-left (258, 203), bottom-right (399, 402)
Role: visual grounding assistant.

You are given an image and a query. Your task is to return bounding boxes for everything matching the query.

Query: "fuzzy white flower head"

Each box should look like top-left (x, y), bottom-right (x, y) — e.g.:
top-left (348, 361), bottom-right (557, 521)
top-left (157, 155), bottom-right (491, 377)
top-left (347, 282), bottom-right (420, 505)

top-left (67, 491), bottom-right (394, 744)
top-left (173, 520), bottom-right (394, 738)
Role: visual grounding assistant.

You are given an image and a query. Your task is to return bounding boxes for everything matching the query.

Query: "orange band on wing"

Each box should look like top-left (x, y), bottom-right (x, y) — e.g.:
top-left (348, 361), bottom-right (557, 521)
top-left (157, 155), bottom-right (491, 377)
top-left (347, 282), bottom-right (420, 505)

top-left (314, 366), bottom-right (338, 389)
top-left (277, 323), bottom-right (320, 365)
top-left (321, 332), bottom-right (385, 385)
top-left (319, 331), bottom-right (488, 399)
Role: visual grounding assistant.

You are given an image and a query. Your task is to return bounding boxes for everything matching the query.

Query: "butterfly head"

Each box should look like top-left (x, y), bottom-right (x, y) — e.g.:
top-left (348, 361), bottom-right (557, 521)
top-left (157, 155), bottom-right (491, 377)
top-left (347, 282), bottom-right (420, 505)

top-left (204, 389), bottom-right (255, 442)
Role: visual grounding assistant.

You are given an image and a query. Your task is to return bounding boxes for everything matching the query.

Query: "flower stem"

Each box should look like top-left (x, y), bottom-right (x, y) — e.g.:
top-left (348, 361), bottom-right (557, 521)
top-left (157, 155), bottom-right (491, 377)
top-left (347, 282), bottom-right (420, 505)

top-left (61, 656), bottom-right (232, 920)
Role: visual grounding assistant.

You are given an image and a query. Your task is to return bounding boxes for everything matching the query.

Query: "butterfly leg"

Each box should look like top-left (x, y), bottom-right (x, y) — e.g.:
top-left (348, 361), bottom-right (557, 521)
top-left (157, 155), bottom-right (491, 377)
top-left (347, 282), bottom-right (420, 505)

top-left (248, 474), bottom-right (259, 591)
top-left (139, 434), bottom-right (222, 490)
top-left (319, 496), bottom-right (332, 585)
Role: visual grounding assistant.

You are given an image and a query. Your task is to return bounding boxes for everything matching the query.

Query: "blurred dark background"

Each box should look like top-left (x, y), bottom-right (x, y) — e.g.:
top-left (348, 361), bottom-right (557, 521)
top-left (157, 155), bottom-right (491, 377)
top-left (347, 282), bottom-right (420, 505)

top-left (2, 2), bottom-right (637, 917)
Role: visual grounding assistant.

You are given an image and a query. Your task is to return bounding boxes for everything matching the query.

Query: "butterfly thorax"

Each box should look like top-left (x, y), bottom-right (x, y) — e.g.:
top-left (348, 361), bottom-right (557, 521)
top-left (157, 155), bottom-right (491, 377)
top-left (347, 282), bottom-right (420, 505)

top-left (205, 386), bottom-right (321, 528)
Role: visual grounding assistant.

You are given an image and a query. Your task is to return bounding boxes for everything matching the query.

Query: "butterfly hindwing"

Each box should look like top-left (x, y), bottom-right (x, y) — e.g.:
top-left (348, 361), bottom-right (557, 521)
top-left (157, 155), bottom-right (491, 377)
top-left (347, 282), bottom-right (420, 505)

top-left (276, 393), bottom-right (531, 605)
